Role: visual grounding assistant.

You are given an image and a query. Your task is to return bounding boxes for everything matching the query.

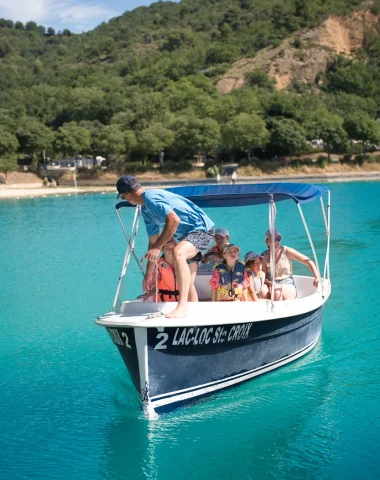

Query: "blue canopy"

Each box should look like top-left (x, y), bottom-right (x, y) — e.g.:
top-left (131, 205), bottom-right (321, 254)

top-left (116, 183), bottom-right (329, 209)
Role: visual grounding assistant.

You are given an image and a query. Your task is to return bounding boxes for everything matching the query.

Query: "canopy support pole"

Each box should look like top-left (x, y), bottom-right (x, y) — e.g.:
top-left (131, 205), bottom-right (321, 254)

top-left (322, 192), bottom-right (331, 281)
top-left (116, 207), bottom-right (145, 276)
top-left (269, 194), bottom-right (276, 312)
top-left (112, 206), bottom-right (141, 312)
top-left (297, 203), bottom-right (320, 278)
top-left (319, 195), bottom-right (330, 298)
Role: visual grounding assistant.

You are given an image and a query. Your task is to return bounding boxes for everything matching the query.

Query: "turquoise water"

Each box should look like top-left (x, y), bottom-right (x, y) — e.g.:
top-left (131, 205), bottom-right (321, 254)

top-left (1, 182), bottom-right (379, 479)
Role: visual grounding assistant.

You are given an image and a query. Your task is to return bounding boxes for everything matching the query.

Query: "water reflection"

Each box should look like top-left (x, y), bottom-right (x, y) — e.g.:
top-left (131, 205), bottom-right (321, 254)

top-left (99, 342), bottom-right (334, 480)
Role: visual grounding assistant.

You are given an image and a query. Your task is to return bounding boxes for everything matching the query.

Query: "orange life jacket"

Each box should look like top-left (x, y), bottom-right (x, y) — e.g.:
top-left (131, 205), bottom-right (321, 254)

top-left (154, 258), bottom-right (179, 302)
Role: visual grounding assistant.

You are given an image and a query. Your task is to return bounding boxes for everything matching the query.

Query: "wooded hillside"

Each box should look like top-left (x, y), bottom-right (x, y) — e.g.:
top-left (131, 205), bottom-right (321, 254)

top-left (1, 0), bottom-right (380, 176)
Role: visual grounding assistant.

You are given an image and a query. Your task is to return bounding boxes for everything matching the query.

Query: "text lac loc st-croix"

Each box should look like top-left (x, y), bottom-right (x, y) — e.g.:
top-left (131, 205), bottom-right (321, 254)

top-left (95, 183), bottom-right (331, 418)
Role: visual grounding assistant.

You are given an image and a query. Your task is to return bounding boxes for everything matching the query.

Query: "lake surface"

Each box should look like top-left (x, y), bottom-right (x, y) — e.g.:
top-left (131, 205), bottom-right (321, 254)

top-left (1, 182), bottom-right (379, 479)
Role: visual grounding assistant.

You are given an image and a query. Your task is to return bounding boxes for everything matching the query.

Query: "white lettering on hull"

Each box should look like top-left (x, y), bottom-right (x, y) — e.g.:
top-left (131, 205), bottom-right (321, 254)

top-left (108, 328), bottom-right (132, 348)
top-left (154, 324), bottom-right (253, 350)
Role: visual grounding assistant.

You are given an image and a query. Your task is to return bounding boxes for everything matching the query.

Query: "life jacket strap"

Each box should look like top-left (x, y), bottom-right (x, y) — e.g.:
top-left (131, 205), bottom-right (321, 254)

top-left (158, 288), bottom-right (180, 301)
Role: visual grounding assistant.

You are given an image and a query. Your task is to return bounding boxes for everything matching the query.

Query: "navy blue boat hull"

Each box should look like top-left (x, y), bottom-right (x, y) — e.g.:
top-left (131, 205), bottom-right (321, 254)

top-left (106, 305), bottom-right (323, 413)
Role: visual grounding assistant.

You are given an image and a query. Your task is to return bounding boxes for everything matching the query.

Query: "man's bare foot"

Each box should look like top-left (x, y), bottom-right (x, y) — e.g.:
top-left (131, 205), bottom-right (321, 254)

top-left (165, 305), bottom-right (188, 318)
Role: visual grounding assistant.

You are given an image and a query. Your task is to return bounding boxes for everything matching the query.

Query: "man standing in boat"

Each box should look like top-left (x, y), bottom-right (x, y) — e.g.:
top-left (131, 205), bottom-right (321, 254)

top-left (116, 175), bottom-right (214, 318)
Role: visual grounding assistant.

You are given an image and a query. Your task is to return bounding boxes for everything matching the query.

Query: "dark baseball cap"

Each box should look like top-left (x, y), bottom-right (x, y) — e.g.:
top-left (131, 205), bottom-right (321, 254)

top-left (116, 175), bottom-right (140, 198)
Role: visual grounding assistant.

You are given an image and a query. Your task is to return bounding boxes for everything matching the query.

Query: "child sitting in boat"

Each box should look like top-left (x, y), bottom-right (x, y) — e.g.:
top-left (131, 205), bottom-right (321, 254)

top-left (203, 228), bottom-right (230, 264)
top-left (209, 244), bottom-right (249, 301)
top-left (244, 251), bottom-right (268, 301)
top-left (144, 238), bottom-right (179, 302)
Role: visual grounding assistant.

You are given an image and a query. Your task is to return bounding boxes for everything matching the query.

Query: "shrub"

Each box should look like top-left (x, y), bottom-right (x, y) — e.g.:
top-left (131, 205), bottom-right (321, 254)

top-left (376, 156), bottom-right (380, 163)
top-left (292, 37), bottom-right (302, 49)
top-left (349, 143), bottom-right (364, 155)
top-left (124, 161), bottom-right (150, 173)
top-left (317, 156), bottom-right (328, 168)
top-left (160, 160), bottom-right (193, 174)
top-left (204, 158), bottom-right (217, 170)
top-left (354, 154), bottom-right (365, 166)
top-left (340, 154), bottom-right (352, 164)
top-left (77, 166), bottom-right (101, 179)
top-left (206, 165), bottom-right (219, 178)
top-left (239, 158), bottom-right (250, 167)
top-left (366, 155), bottom-right (377, 163)
top-left (204, 63), bottom-right (230, 77)
top-left (301, 157), bottom-right (313, 165)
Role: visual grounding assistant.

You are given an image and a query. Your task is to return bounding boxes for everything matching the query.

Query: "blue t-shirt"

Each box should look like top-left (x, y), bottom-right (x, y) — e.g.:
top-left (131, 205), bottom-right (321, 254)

top-left (141, 189), bottom-right (214, 241)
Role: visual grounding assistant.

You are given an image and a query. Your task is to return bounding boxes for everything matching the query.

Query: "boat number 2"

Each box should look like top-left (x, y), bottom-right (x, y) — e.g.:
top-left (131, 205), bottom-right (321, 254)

top-left (154, 328), bottom-right (168, 350)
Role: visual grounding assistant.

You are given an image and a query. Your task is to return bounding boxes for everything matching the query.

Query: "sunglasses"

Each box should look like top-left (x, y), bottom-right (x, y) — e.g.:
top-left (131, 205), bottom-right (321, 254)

top-left (267, 236), bottom-right (281, 242)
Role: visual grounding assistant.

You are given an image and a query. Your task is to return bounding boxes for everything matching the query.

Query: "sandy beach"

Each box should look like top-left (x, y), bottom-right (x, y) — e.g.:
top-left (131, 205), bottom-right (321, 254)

top-left (1, 170), bottom-right (380, 200)
top-left (0, 185), bottom-right (115, 199)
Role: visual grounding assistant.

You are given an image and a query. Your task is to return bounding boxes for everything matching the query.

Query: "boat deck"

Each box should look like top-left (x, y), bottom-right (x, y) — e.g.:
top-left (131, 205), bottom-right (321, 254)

top-left (96, 276), bottom-right (331, 328)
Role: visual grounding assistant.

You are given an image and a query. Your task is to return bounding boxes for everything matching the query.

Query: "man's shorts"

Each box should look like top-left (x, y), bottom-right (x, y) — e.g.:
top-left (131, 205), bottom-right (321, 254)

top-left (182, 228), bottom-right (215, 265)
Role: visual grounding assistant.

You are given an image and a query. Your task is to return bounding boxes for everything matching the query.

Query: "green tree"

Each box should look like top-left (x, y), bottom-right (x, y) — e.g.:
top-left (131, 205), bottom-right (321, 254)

top-left (0, 127), bottom-right (19, 183)
top-left (246, 69), bottom-right (276, 90)
top-left (62, 29), bottom-right (72, 36)
top-left (15, 21), bottom-right (24, 30)
top-left (269, 118), bottom-right (308, 160)
top-left (79, 121), bottom-right (126, 163)
top-left (34, 59), bottom-right (43, 73)
top-left (47, 27), bottom-right (55, 35)
top-left (102, 125), bottom-right (126, 158)
top-left (57, 88), bottom-right (106, 124)
top-left (260, 91), bottom-right (299, 119)
top-left (322, 57), bottom-right (376, 98)
top-left (172, 116), bottom-right (221, 157)
top-left (16, 118), bottom-right (54, 166)
top-left (222, 112), bottom-right (269, 162)
top-left (138, 123), bottom-right (175, 162)
top-left (25, 21), bottom-right (38, 31)
top-left (79, 120), bottom-right (105, 166)
top-left (0, 37), bottom-right (14, 58)
top-left (0, 154), bottom-right (18, 183)
top-left (344, 112), bottom-right (380, 152)
top-left (54, 122), bottom-right (91, 158)
top-left (304, 110), bottom-right (347, 159)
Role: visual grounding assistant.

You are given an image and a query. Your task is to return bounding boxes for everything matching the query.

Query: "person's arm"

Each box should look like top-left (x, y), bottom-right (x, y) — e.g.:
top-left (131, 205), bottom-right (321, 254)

top-left (286, 246), bottom-right (320, 287)
top-left (241, 288), bottom-right (248, 302)
top-left (210, 269), bottom-right (220, 301)
top-left (261, 256), bottom-right (272, 291)
top-left (146, 211), bottom-right (180, 262)
top-left (143, 234), bottom-right (159, 291)
top-left (143, 265), bottom-right (161, 300)
top-left (247, 275), bottom-right (257, 301)
top-left (211, 289), bottom-right (217, 302)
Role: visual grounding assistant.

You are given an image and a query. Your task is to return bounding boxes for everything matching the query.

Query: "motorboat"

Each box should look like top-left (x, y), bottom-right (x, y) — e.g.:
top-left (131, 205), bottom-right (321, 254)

top-left (95, 183), bottom-right (331, 418)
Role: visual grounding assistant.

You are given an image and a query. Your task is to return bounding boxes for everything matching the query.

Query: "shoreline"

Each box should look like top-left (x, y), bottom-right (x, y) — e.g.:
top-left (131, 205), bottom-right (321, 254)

top-left (1, 171), bottom-right (380, 200)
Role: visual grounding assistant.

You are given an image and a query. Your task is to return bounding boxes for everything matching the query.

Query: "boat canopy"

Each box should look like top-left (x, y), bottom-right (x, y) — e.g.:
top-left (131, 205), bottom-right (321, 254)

top-left (116, 183), bottom-right (329, 209)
